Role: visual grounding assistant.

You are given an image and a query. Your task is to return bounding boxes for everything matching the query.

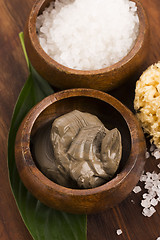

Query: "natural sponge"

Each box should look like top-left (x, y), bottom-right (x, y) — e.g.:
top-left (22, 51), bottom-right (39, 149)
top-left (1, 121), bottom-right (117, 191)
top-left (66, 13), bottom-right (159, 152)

top-left (134, 62), bottom-right (160, 147)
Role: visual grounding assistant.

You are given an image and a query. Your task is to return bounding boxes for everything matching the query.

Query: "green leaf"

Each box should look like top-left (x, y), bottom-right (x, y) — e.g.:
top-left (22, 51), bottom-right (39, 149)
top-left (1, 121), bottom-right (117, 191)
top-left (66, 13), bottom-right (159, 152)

top-left (7, 32), bottom-right (87, 240)
top-left (19, 32), bottom-right (30, 68)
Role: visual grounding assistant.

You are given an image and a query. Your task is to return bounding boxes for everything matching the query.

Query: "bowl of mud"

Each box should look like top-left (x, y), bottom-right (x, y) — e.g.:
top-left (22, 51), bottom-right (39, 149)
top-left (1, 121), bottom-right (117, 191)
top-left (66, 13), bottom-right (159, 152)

top-left (15, 88), bottom-right (146, 214)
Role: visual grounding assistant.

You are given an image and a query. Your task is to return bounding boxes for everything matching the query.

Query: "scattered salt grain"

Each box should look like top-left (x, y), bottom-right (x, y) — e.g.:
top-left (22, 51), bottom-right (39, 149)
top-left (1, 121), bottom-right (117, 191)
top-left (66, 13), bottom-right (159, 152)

top-left (144, 182), bottom-right (153, 190)
top-left (116, 229), bottom-right (122, 235)
top-left (156, 237), bottom-right (160, 240)
top-left (134, 145), bottom-right (160, 217)
top-left (141, 199), bottom-right (151, 208)
top-left (36, 0), bottom-right (139, 70)
top-left (153, 149), bottom-right (160, 160)
top-left (150, 198), bottom-right (158, 206)
top-left (140, 171), bottom-right (160, 217)
top-left (142, 193), bottom-right (148, 199)
top-left (145, 151), bottom-right (150, 159)
top-left (140, 174), bottom-right (147, 182)
top-left (133, 186), bottom-right (142, 193)
top-left (150, 146), bottom-right (160, 159)
top-left (142, 206), bottom-right (156, 217)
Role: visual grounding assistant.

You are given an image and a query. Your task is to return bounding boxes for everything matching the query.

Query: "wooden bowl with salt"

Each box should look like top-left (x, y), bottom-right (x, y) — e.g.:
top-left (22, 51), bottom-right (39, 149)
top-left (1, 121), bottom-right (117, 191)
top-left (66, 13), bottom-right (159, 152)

top-left (15, 89), bottom-right (146, 214)
top-left (23, 0), bottom-right (149, 91)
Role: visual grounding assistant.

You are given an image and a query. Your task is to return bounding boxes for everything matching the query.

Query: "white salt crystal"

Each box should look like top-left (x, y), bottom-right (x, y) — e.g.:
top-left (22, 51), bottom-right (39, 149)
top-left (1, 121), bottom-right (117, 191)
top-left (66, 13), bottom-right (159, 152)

top-left (142, 206), bottom-right (156, 217)
top-left (36, 0), bottom-right (139, 70)
top-left (142, 208), bottom-right (149, 217)
top-left (133, 186), bottom-right (142, 193)
top-left (153, 180), bottom-right (160, 187)
top-left (151, 198), bottom-right (158, 206)
top-left (152, 186), bottom-right (158, 192)
top-left (116, 229), bottom-right (122, 235)
top-left (146, 172), bottom-right (152, 178)
top-left (148, 189), bottom-right (157, 198)
top-left (153, 149), bottom-right (160, 159)
top-left (141, 199), bottom-right (151, 208)
top-left (145, 176), bottom-right (152, 183)
top-left (139, 169), bottom-right (160, 217)
top-left (144, 182), bottom-right (153, 190)
top-left (156, 237), bottom-right (160, 240)
top-left (143, 193), bottom-right (148, 199)
top-left (152, 173), bottom-right (159, 181)
top-left (140, 174), bottom-right (147, 182)
top-left (145, 151), bottom-right (150, 159)
top-left (157, 191), bottom-right (160, 197)
top-left (149, 206), bottom-right (156, 216)
top-left (157, 163), bottom-right (160, 169)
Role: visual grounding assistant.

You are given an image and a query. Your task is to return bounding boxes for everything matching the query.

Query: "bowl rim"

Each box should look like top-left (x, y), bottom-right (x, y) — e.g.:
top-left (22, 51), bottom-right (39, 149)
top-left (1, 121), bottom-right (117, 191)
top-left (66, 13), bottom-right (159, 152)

top-left (27, 0), bottom-right (148, 75)
top-left (16, 88), bottom-right (145, 197)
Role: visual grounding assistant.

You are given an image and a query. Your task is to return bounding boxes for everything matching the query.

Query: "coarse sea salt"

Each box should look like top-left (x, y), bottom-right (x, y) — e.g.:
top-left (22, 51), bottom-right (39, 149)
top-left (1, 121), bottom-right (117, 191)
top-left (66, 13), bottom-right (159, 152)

top-left (36, 0), bottom-right (139, 70)
top-left (138, 171), bottom-right (160, 217)
top-left (152, 149), bottom-right (160, 159)
top-left (132, 144), bottom-right (160, 217)
top-left (116, 229), bottom-right (123, 235)
top-left (133, 186), bottom-right (142, 193)
top-left (142, 206), bottom-right (156, 217)
top-left (145, 151), bottom-right (150, 159)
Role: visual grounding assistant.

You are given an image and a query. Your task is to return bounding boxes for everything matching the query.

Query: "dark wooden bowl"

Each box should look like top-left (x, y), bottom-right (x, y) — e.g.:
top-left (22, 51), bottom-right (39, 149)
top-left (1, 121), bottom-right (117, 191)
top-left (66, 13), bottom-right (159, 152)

top-left (24, 0), bottom-right (149, 91)
top-left (15, 89), bottom-right (146, 214)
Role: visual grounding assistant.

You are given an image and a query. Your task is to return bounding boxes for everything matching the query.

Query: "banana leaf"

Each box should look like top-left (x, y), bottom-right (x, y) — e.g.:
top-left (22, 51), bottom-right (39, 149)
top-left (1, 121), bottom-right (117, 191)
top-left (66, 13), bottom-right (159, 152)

top-left (7, 32), bottom-right (87, 240)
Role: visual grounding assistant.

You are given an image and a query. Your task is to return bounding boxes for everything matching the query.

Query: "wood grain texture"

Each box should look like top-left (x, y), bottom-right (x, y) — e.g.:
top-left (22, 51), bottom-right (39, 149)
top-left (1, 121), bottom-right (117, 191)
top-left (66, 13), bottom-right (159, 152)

top-left (0, 0), bottom-right (160, 239)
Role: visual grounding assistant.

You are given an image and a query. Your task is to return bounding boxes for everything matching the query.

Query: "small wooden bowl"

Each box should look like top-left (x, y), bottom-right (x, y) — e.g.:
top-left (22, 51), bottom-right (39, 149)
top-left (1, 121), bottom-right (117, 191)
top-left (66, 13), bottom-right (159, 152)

top-left (15, 89), bottom-right (146, 214)
top-left (24, 0), bottom-right (149, 91)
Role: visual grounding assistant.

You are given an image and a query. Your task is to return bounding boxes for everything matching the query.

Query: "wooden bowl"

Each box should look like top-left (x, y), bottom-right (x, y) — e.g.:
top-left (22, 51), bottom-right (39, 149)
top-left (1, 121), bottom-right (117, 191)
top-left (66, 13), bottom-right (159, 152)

top-left (15, 89), bottom-right (146, 214)
top-left (24, 0), bottom-right (149, 91)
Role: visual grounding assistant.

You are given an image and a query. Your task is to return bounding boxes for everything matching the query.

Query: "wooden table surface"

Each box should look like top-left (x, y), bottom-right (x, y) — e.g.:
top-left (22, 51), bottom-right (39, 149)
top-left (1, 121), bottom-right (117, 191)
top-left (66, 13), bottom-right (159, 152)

top-left (1, 0), bottom-right (160, 239)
